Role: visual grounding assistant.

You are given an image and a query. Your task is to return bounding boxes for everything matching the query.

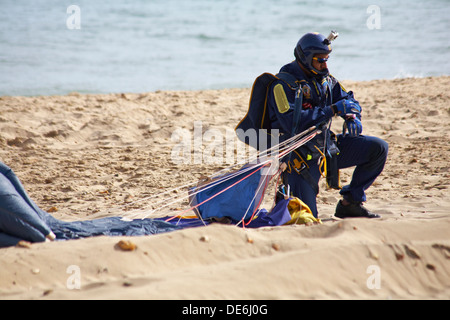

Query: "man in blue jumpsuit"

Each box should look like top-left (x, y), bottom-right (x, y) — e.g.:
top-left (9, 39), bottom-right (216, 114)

top-left (268, 32), bottom-right (388, 218)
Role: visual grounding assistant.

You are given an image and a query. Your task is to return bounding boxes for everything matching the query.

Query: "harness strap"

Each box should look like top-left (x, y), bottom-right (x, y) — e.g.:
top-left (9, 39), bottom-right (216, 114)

top-left (276, 73), bottom-right (322, 195)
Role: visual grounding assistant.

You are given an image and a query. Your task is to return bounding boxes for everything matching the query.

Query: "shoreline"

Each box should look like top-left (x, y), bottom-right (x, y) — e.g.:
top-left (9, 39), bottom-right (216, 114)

top-left (2, 75), bottom-right (448, 99)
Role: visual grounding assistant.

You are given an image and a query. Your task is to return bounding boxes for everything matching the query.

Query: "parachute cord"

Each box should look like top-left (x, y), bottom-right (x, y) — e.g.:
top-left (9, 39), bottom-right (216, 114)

top-left (120, 125), bottom-right (321, 221)
top-left (129, 158), bottom-right (273, 220)
top-left (134, 129), bottom-right (319, 220)
top-left (243, 168), bottom-right (277, 227)
top-left (270, 167), bottom-right (284, 211)
top-left (240, 130), bottom-right (319, 224)
top-left (246, 163), bottom-right (286, 226)
top-left (239, 163), bottom-right (275, 227)
top-left (314, 145), bottom-right (327, 179)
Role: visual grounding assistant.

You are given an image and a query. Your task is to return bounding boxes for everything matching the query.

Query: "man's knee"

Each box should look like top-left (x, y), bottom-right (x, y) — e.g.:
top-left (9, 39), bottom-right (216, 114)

top-left (371, 136), bottom-right (388, 158)
top-left (367, 136), bottom-right (388, 170)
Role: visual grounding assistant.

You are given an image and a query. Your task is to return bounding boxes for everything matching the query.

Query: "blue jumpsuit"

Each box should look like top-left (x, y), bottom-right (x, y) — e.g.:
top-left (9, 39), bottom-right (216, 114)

top-left (267, 61), bottom-right (388, 217)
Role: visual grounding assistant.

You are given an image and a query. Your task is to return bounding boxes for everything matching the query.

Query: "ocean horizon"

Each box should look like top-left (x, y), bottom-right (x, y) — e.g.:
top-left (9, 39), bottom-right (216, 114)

top-left (0, 0), bottom-right (449, 96)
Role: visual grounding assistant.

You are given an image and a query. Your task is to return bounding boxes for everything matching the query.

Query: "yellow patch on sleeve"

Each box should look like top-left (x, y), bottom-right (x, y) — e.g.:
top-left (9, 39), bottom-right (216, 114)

top-left (273, 84), bottom-right (290, 114)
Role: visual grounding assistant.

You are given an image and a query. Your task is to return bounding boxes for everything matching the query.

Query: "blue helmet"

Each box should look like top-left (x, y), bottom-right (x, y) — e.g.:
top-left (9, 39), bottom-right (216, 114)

top-left (294, 32), bottom-right (336, 77)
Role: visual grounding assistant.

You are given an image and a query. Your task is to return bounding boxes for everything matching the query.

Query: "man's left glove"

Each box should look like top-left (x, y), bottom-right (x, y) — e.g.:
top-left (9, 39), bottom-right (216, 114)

top-left (332, 99), bottom-right (361, 118)
top-left (344, 117), bottom-right (363, 137)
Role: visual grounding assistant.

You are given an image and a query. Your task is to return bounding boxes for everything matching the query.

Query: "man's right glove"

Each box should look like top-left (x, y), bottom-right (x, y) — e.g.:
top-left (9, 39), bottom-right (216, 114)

top-left (332, 99), bottom-right (361, 118)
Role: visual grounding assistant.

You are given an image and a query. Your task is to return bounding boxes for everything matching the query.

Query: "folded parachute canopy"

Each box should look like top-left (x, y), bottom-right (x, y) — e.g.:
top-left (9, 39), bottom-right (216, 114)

top-left (0, 157), bottom-right (319, 248)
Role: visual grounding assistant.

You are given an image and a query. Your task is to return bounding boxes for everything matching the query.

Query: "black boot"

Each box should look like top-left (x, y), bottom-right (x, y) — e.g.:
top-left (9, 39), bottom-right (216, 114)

top-left (335, 200), bottom-right (380, 219)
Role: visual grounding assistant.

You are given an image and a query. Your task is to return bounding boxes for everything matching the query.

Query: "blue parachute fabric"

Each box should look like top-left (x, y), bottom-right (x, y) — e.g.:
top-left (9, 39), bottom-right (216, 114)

top-left (156, 217), bottom-right (209, 229)
top-left (49, 217), bottom-right (182, 241)
top-left (244, 198), bottom-right (292, 228)
top-left (0, 162), bottom-right (183, 248)
top-left (191, 163), bottom-right (265, 222)
top-left (0, 161), bottom-right (292, 249)
top-left (0, 161), bottom-right (54, 245)
top-left (0, 231), bottom-right (24, 248)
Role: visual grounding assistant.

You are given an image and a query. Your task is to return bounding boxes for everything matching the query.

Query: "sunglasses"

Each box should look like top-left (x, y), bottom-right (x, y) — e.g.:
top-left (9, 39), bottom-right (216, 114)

top-left (312, 57), bottom-right (329, 63)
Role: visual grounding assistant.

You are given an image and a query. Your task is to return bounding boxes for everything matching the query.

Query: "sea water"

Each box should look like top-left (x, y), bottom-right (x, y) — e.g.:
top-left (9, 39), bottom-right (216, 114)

top-left (0, 0), bottom-right (449, 96)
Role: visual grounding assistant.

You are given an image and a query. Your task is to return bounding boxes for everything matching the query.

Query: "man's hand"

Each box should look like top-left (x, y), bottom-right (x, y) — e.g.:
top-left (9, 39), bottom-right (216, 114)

top-left (344, 117), bottom-right (363, 137)
top-left (332, 99), bottom-right (361, 118)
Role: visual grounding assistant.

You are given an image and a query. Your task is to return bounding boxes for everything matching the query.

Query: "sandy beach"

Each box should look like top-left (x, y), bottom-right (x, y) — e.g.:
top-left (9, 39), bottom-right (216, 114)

top-left (0, 76), bottom-right (449, 300)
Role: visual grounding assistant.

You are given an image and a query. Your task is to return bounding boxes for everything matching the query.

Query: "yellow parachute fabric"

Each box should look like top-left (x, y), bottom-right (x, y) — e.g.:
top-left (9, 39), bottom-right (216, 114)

top-left (285, 197), bottom-right (322, 225)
